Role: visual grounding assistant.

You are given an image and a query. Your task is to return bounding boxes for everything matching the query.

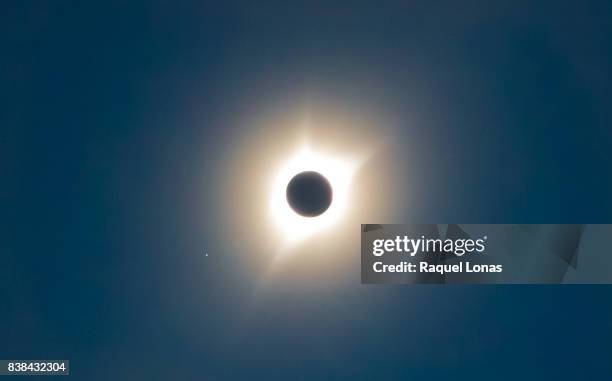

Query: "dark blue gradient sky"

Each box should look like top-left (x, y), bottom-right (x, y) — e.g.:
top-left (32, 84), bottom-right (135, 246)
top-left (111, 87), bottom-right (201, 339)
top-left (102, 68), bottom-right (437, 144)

top-left (2, 1), bottom-right (612, 379)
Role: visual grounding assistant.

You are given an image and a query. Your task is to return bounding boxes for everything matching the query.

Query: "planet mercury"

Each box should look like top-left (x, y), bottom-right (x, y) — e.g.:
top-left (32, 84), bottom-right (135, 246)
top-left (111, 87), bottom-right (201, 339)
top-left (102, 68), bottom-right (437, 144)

top-left (286, 171), bottom-right (333, 217)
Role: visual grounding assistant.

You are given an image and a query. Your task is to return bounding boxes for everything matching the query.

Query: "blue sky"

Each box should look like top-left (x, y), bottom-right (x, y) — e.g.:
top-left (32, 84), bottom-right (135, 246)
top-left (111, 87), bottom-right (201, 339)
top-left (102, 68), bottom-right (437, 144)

top-left (2, 1), bottom-right (612, 379)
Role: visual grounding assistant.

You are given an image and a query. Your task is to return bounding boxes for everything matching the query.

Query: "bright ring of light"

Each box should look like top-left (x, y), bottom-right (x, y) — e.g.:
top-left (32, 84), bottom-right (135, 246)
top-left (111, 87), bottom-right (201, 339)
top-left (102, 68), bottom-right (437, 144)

top-left (269, 146), bottom-right (358, 246)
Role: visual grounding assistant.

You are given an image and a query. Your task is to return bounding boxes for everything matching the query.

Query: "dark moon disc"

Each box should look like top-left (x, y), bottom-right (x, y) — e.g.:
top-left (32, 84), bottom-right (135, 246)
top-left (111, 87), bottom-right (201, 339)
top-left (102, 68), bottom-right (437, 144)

top-left (286, 171), bottom-right (333, 217)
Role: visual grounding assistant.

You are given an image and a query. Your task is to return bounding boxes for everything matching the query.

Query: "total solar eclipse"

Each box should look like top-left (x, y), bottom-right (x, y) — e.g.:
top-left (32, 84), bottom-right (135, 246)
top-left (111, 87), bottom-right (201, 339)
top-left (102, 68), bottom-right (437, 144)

top-left (286, 171), bottom-right (333, 217)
